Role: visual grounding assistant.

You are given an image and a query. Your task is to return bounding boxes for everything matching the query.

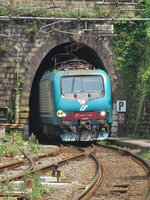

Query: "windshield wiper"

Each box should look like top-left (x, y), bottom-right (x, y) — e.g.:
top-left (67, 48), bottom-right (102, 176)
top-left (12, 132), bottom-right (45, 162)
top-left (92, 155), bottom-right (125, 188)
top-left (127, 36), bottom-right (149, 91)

top-left (88, 93), bottom-right (91, 98)
top-left (61, 89), bottom-right (65, 96)
top-left (74, 93), bottom-right (77, 98)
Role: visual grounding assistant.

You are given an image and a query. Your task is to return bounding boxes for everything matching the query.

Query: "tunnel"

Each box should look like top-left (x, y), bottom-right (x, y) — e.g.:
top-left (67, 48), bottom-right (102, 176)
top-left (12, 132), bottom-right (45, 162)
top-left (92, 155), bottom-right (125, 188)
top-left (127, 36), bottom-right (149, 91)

top-left (29, 42), bottom-right (107, 142)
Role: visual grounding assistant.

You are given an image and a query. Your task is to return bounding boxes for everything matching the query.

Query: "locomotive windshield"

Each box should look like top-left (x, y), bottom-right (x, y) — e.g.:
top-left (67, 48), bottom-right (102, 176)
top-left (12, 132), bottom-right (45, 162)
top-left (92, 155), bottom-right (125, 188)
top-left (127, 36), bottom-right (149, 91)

top-left (61, 75), bottom-right (104, 99)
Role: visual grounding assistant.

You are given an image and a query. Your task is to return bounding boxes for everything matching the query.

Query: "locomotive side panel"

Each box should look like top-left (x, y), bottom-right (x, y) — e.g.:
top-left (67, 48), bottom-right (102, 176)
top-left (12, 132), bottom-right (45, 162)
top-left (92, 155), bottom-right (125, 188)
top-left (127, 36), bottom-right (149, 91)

top-left (39, 78), bottom-right (55, 136)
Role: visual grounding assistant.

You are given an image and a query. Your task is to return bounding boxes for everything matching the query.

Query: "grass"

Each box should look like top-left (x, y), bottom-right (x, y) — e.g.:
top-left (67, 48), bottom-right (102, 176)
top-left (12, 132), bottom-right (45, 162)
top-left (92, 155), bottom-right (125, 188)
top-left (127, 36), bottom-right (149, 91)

top-left (97, 140), bottom-right (111, 146)
top-left (137, 149), bottom-right (150, 160)
top-left (0, 170), bottom-right (49, 200)
top-left (0, 130), bottom-right (24, 158)
top-left (0, 133), bottom-right (55, 199)
top-left (0, 130), bottom-right (41, 158)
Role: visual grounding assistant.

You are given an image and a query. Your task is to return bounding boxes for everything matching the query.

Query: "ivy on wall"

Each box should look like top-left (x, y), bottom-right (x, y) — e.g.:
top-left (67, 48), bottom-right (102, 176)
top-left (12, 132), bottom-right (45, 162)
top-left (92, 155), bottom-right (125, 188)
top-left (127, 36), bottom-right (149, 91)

top-left (112, 21), bottom-right (147, 99)
top-left (112, 0), bottom-right (150, 135)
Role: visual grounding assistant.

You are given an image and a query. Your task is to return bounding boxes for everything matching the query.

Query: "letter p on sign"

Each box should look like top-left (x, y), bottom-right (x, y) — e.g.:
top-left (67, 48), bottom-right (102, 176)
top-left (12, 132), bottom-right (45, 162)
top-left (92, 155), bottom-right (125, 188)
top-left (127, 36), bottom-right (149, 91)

top-left (117, 100), bottom-right (126, 112)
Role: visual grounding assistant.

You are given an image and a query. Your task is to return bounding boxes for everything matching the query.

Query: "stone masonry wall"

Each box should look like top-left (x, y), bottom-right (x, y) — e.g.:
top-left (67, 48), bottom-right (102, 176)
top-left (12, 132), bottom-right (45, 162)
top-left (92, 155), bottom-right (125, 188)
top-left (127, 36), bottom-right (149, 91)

top-left (0, 0), bottom-right (146, 136)
top-left (0, 19), bottom-right (117, 132)
top-left (137, 101), bottom-right (150, 136)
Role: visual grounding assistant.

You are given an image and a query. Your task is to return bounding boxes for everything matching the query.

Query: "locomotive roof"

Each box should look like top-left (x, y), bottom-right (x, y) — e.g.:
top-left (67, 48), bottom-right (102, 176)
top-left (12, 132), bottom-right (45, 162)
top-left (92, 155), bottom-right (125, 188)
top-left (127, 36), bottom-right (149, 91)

top-left (40, 68), bottom-right (108, 81)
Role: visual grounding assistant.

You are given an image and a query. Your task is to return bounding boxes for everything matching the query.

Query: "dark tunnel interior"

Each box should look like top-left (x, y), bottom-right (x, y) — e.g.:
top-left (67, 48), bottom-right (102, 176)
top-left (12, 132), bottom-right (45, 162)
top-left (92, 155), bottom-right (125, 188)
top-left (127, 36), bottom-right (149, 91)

top-left (29, 42), bottom-right (106, 142)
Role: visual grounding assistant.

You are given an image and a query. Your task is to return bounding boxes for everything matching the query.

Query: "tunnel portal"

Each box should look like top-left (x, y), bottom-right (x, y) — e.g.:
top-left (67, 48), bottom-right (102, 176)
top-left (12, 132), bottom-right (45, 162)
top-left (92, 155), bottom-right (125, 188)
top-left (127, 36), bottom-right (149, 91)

top-left (29, 42), bottom-right (106, 141)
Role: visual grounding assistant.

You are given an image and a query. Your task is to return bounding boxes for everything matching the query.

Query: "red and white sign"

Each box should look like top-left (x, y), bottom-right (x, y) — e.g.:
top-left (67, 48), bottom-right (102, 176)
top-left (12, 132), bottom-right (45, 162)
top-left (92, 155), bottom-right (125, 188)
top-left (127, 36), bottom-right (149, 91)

top-left (118, 113), bottom-right (125, 124)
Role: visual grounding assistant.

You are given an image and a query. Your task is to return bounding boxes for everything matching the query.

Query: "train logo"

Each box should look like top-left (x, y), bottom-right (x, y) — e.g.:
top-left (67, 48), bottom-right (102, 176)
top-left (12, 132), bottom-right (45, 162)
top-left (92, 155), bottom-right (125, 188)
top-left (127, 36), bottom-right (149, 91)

top-left (80, 105), bottom-right (88, 111)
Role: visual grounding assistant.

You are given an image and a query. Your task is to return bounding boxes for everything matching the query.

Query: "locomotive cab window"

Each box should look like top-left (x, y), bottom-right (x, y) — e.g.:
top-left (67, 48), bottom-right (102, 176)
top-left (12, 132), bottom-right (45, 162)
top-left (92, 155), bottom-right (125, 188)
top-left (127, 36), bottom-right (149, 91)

top-left (61, 75), bottom-right (104, 99)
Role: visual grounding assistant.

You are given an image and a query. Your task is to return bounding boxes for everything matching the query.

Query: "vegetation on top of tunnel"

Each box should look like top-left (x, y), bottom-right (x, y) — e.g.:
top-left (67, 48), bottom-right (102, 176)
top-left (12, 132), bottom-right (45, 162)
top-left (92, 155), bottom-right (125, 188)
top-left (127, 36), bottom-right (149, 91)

top-left (0, 0), bottom-right (144, 18)
top-left (112, 0), bottom-right (150, 136)
top-left (0, 3), bottom-right (104, 18)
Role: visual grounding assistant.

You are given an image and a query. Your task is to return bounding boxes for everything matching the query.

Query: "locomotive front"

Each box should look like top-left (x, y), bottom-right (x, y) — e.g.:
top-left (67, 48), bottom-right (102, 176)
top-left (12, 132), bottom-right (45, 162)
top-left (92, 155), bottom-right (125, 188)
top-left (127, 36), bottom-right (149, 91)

top-left (53, 69), bottom-right (112, 141)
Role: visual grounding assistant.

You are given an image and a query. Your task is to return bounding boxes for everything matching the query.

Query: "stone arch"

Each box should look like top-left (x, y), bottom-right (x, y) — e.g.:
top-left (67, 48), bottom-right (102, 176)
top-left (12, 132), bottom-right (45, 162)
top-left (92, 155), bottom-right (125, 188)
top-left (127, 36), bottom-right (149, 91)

top-left (20, 34), bottom-right (116, 139)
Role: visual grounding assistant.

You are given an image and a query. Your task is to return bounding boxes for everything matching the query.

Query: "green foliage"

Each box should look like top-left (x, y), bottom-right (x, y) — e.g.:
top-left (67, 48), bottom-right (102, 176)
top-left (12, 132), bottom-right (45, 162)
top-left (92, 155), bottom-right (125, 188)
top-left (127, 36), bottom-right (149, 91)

top-left (0, 179), bottom-right (15, 199)
top-left (112, 0), bottom-right (150, 135)
top-left (98, 140), bottom-right (110, 145)
top-left (0, 7), bottom-right (10, 15)
top-left (15, 76), bottom-right (24, 95)
top-left (25, 27), bottom-right (38, 42)
top-left (21, 170), bottom-right (45, 200)
top-left (0, 170), bottom-right (46, 200)
top-left (7, 107), bottom-right (15, 123)
top-left (0, 130), bottom-right (25, 157)
top-left (112, 21), bottom-right (146, 100)
top-left (80, 9), bottom-right (96, 18)
top-left (138, 149), bottom-right (150, 160)
top-left (0, 142), bottom-right (18, 157)
top-left (28, 133), bottom-right (40, 152)
top-left (30, 171), bottom-right (45, 200)
top-left (28, 142), bottom-right (40, 153)
top-left (95, 5), bottom-right (110, 17)
top-left (6, 130), bottom-right (25, 143)
top-left (142, 65), bottom-right (150, 83)
top-left (142, 0), bottom-right (150, 17)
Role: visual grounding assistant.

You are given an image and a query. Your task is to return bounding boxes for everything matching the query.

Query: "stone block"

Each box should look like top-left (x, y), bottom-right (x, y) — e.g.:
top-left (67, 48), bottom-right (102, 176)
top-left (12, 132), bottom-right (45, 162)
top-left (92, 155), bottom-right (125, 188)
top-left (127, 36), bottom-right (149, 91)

top-left (20, 112), bottom-right (29, 119)
top-left (111, 127), bottom-right (118, 133)
top-left (22, 92), bottom-right (30, 97)
top-left (0, 74), bottom-right (5, 78)
top-left (112, 121), bottom-right (118, 127)
top-left (21, 98), bottom-right (29, 105)
top-left (113, 115), bottom-right (118, 121)
top-left (19, 119), bottom-right (28, 124)
top-left (20, 106), bottom-right (29, 112)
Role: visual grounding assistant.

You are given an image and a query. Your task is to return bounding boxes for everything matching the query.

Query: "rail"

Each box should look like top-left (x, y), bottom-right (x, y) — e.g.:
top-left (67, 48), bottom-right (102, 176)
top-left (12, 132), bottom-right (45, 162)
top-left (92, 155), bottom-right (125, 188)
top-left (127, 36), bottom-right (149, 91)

top-left (74, 152), bottom-right (103, 200)
top-left (98, 144), bottom-right (150, 200)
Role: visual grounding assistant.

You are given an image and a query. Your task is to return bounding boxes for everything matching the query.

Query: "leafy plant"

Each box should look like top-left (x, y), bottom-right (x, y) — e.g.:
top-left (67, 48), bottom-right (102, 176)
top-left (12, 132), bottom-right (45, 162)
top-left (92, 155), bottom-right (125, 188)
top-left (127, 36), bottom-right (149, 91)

top-left (21, 170), bottom-right (45, 200)
top-left (0, 7), bottom-right (10, 15)
top-left (15, 76), bottom-right (24, 95)
top-left (112, 0), bottom-right (150, 136)
top-left (7, 107), bottom-right (15, 123)
top-left (95, 5), bottom-right (110, 17)
top-left (28, 133), bottom-right (40, 152)
top-left (26, 27), bottom-right (38, 42)
top-left (138, 149), bottom-right (150, 160)
top-left (30, 171), bottom-right (45, 200)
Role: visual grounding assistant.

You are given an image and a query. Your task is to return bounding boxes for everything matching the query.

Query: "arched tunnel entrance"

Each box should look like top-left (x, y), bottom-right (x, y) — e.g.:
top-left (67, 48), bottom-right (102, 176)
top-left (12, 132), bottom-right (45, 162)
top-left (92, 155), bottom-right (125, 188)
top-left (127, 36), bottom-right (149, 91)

top-left (29, 42), bottom-right (107, 142)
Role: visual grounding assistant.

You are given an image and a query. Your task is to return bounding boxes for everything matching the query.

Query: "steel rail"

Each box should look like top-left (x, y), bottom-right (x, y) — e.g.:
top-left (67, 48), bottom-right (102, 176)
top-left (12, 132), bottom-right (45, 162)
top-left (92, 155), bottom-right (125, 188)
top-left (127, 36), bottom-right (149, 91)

top-left (74, 152), bottom-right (103, 200)
top-left (0, 148), bottom-right (62, 173)
top-left (0, 152), bottom-right (86, 184)
top-left (0, 159), bottom-right (25, 173)
top-left (98, 144), bottom-right (150, 200)
top-left (131, 155), bottom-right (150, 200)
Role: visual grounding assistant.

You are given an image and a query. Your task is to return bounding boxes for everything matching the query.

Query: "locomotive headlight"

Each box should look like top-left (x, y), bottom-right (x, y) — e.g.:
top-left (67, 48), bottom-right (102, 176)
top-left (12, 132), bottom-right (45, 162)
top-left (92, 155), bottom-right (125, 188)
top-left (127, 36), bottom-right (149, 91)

top-left (57, 110), bottom-right (66, 118)
top-left (97, 111), bottom-right (106, 117)
top-left (62, 112), bottom-right (67, 117)
top-left (100, 111), bottom-right (106, 116)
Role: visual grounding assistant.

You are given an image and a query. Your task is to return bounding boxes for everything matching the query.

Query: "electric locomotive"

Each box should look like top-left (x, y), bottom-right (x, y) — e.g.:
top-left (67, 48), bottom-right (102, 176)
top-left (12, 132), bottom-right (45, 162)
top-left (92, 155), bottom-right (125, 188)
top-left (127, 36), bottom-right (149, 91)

top-left (39, 58), bottom-right (112, 141)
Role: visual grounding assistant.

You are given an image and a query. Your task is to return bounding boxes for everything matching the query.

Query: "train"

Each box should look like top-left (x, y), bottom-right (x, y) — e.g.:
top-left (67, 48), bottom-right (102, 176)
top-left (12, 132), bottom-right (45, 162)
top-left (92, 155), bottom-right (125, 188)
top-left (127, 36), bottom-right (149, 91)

top-left (39, 56), bottom-right (112, 141)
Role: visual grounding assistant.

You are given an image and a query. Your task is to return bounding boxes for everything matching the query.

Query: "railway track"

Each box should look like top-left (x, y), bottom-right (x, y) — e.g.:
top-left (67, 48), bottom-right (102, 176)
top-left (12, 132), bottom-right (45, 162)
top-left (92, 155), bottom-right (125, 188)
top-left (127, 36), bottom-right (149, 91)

top-left (81, 144), bottom-right (150, 200)
top-left (0, 148), bottom-right (62, 174)
top-left (0, 145), bottom-right (91, 199)
top-left (0, 144), bottom-right (150, 200)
